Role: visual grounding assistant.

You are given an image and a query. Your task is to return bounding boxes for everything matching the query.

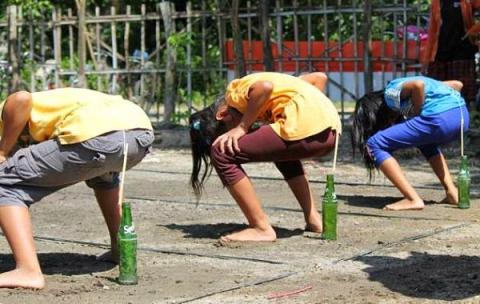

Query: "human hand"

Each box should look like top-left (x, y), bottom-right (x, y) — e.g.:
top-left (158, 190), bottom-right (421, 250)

top-left (212, 126), bottom-right (247, 154)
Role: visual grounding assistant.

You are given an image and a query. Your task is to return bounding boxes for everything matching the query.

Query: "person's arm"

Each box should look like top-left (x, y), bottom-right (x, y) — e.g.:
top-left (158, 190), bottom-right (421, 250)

top-left (238, 80), bottom-right (273, 132)
top-left (213, 80), bottom-right (273, 154)
top-left (0, 91), bottom-right (32, 161)
top-left (399, 80), bottom-right (425, 116)
top-left (299, 72), bottom-right (328, 93)
top-left (442, 80), bottom-right (463, 92)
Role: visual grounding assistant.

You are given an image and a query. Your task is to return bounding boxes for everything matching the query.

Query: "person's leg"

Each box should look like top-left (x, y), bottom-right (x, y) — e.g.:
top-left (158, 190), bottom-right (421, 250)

top-left (419, 106), bottom-right (468, 205)
top-left (379, 158), bottom-right (424, 210)
top-left (0, 206), bottom-right (45, 289)
top-left (274, 160), bottom-right (321, 232)
top-left (93, 187), bottom-right (121, 263)
top-left (84, 129), bottom-right (153, 259)
top-left (428, 153), bottom-right (458, 205)
top-left (285, 173), bottom-right (322, 232)
top-left (221, 177), bottom-right (276, 242)
top-left (369, 108), bottom-right (466, 210)
top-left (367, 117), bottom-right (435, 210)
top-left (211, 126), bottom-right (335, 241)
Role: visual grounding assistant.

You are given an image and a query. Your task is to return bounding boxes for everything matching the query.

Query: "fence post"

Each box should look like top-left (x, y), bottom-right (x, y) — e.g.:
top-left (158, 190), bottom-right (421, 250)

top-left (52, 8), bottom-right (61, 89)
top-left (231, 0), bottom-right (246, 77)
top-left (77, 0), bottom-right (87, 88)
top-left (160, 1), bottom-right (177, 124)
top-left (259, 0), bottom-right (274, 71)
top-left (362, 0), bottom-right (373, 94)
top-left (7, 5), bottom-right (21, 93)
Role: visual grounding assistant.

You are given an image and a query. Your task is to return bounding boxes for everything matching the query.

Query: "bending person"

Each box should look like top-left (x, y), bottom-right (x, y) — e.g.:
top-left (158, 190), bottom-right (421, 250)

top-left (189, 72), bottom-right (341, 242)
top-left (352, 76), bottom-right (468, 211)
top-left (0, 88), bottom-right (154, 289)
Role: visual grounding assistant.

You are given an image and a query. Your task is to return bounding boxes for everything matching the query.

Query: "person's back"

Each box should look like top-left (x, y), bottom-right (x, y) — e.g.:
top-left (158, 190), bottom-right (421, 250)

top-left (226, 72), bottom-right (341, 141)
top-left (24, 88), bottom-right (152, 144)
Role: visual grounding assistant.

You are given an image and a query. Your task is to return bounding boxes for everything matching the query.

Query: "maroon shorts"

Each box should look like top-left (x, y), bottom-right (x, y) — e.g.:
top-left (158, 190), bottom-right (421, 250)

top-left (210, 125), bottom-right (337, 186)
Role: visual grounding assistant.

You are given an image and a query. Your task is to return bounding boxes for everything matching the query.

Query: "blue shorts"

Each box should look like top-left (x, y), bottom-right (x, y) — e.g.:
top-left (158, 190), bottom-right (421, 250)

top-left (367, 105), bottom-right (469, 166)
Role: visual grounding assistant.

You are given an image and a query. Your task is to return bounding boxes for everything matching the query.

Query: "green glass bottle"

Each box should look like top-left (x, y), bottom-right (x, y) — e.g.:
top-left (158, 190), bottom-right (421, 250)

top-left (322, 174), bottom-right (337, 240)
top-left (458, 155), bottom-right (470, 209)
top-left (118, 202), bottom-right (138, 285)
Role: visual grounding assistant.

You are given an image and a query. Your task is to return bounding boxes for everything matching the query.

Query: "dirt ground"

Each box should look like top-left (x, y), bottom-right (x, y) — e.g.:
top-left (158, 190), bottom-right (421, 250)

top-left (1, 133), bottom-right (480, 304)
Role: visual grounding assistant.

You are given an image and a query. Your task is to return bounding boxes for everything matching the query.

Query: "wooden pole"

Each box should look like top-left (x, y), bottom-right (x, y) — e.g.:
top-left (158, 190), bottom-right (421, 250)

top-left (216, 0), bottom-right (225, 78)
top-left (362, 0), bottom-right (373, 94)
top-left (95, 6), bottom-right (102, 91)
top-left (40, 10), bottom-right (46, 89)
top-left (293, 0), bottom-right (299, 74)
top-left (187, 1), bottom-right (193, 113)
top-left (124, 5), bottom-right (131, 98)
top-left (307, 0), bottom-right (313, 72)
top-left (275, 0), bottom-right (283, 72)
top-left (155, 3), bottom-right (161, 122)
top-left (7, 5), bottom-right (20, 93)
top-left (160, 1), bottom-right (177, 124)
top-left (68, 9), bottom-right (74, 72)
top-left (231, 0), bottom-right (246, 77)
top-left (259, 0), bottom-right (274, 71)
top-left (111, 6), bottom-right (118, 93)
top-left (201, 0), bottom-right (207, 108)
top-left (28, 11), bottom-right (35, 92)
top-left (247, 1), bottom-right (253, 73)
top-left (52, 8), bottom-right (61, 88)
top-left (140, 4), bottom-right (146, 99)
top-left (77, 0), bottom-right (87, 88)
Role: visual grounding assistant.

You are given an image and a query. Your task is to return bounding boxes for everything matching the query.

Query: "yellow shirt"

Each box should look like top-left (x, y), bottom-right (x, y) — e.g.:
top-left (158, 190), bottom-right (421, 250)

top-left (0, 88), bottom-right (153, 144)
top-left (225, 72), bottom-right (341, 141)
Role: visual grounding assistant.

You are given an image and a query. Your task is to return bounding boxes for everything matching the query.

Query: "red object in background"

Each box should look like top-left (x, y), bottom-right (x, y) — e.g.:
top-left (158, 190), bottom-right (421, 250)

top-left (225, 40), bottom-right (427, 72)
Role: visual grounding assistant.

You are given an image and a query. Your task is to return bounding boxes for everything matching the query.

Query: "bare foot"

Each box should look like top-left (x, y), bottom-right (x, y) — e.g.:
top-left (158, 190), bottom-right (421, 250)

top-left (0, 268), bottom-right (45, 289)
top-left (383, 198), bottom-right (424, 211)
top-left (220, 227), bottom-right (276, 242)
top-left (440, 189), bottom-right (458, 205)
top-left (305, 213), bottom-right (322, 233)
top-left (96, 249), bottom-right (119, 264)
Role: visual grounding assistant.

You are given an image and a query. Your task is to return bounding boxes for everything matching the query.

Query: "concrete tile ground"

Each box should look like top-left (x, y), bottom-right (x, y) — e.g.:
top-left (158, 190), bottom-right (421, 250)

top-left (1, 147), bottom-right (479, 304)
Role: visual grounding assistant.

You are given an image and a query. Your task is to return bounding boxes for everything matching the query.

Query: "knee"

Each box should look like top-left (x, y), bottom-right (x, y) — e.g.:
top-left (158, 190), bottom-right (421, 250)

top-left (10, 91), bottom-right (32, 106)
top-left (210, 143), bottom-right (232, 170)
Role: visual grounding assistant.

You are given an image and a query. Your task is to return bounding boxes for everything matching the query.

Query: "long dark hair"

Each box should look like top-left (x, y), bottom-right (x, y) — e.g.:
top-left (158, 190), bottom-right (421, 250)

top-left (351, 90), bottom-right (402, 178)
top-left (189, 97), bottom-right (227, 199)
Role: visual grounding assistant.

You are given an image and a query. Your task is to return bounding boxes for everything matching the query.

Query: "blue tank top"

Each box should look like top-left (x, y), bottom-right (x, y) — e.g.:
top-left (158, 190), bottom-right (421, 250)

top-left (384, 76), bottom-right (465, 117)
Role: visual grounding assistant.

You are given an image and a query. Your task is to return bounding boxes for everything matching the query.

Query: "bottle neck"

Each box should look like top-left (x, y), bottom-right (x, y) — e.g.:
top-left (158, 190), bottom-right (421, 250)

top-left (326, 174), bottom-right (335, 192)
top-left (460, 155), bottom-right (469, 172)
top-left (121, 202), bottom-right (133, 227)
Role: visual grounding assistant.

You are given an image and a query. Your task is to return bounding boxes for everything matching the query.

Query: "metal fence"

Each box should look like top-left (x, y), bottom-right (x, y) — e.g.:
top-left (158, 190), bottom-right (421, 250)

top-left (0, 1), bottom-right (427, 124)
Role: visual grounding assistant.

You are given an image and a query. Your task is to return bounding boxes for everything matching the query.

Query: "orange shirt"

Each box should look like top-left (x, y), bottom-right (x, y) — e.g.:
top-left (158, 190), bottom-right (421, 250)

top-left (225, 72), bottom-right (341, 141)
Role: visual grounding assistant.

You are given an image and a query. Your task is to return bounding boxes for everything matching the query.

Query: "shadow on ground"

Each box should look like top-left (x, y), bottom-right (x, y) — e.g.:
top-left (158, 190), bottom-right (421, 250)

top-left (162, 223), bottom-right (304, 239)
top-left (340, 194), bottom-right (437, 209)
top-left (357, 252), bottom-right (480, 301)
top-left (0, 253), bottom-right (115, 275)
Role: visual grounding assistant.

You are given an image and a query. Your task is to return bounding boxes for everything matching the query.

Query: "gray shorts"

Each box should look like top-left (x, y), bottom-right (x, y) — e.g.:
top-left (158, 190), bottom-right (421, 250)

top-left (0, 129), bottom-right (154, 207)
